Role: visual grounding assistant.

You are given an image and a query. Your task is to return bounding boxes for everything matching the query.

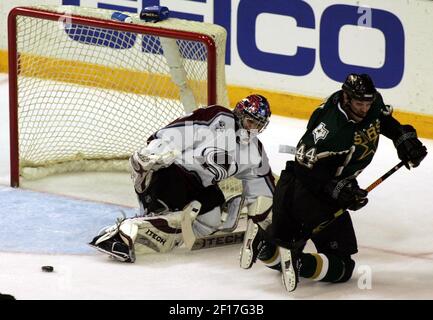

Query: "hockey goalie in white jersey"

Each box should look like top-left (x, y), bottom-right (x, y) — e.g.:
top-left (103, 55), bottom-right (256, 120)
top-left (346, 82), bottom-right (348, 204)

top-left (89, 94), bottom-right (275, 262)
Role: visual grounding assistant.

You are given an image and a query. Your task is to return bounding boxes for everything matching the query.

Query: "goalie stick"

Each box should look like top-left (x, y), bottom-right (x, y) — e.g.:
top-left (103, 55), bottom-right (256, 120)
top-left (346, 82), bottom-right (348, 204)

top-left (278, 144), bottom-right (297, 154)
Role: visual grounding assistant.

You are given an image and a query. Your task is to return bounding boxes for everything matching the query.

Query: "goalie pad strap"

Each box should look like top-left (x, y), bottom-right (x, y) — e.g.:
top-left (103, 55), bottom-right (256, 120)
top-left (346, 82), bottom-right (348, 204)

top-left (251, 206), bottom-right (272, 224)
top-left (181, 201), bottom-right (202, 250)
top-left (247, 196), bottom-right (273, 229)
top-left (94, 227), bottom-right (118, 246)
top-left (247, 196), bottom-right (272, 219)
top-left (218, 194), bottom-right (244, 232)
top-left (119, 219), bottom-right (139, 243)
top-left (147, 218), bottom-right (183, 234)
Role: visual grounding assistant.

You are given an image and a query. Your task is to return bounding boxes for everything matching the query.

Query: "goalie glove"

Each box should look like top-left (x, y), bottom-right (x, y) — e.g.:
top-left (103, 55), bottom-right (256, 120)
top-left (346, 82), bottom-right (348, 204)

top-left (130, 139), bottom-right (180, 193)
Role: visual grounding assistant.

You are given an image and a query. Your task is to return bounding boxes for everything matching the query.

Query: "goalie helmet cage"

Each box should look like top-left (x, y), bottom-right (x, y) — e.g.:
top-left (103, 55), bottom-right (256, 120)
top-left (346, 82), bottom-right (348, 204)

top-left (8, 5), bottom-right (239, 195)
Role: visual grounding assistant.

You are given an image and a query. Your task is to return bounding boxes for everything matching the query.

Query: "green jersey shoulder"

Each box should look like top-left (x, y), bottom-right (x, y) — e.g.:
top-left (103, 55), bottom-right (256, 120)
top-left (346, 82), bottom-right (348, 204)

top-left (296, 91), bottom-right (394, 178)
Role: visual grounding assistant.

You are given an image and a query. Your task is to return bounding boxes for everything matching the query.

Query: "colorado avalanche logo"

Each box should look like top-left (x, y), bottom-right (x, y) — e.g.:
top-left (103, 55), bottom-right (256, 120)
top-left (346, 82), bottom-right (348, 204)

top-left (201, 147), bottom-right (238, 183)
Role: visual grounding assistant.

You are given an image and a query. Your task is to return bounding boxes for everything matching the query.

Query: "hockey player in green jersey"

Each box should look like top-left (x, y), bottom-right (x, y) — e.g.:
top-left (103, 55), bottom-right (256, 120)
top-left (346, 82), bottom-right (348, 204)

top-left (240, 73), bottom-right (427, 292)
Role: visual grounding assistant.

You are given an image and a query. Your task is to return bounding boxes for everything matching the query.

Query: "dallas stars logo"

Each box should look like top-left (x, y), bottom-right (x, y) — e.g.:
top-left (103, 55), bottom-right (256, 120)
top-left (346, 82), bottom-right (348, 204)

top-left (354, 123), bottom-right (380, 160)
top-left (312, 122), bottom-right (329, 144)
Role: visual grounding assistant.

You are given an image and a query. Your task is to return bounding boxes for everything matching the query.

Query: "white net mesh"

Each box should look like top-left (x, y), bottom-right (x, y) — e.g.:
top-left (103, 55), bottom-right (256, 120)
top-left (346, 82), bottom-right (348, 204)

top-left (11, 5), bottom-right (242, 197)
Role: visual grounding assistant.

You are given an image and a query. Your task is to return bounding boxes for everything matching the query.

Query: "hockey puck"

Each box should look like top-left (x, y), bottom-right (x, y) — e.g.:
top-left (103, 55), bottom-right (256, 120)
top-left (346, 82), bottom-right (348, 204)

top-left (41, 266), bottom-right (54, 272)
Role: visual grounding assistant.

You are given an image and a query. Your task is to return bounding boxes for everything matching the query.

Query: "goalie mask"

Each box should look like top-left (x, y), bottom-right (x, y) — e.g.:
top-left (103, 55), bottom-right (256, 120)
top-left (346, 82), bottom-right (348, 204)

top-left (233, 94), bottom-right (271, 134)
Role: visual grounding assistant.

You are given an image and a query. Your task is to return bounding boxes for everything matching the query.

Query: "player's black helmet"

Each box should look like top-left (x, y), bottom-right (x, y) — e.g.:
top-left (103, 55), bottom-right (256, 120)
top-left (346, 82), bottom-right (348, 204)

top-left (342, 73), bottom-right (377, 101)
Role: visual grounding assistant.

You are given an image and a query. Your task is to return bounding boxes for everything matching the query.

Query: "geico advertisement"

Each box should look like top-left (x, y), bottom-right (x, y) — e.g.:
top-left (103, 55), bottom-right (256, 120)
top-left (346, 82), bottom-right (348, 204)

top-left (23, 0), bottom-right (432, 113)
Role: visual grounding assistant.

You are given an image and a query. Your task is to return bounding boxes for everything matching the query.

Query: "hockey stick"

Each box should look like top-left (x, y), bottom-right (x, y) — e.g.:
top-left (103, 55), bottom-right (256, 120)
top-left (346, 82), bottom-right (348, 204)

top-left (311, 161), bottom-right (405, 235)
top-left (279, 145), bottom-right (403, 234)
top-left (279, 145), bottom-right (297, 154)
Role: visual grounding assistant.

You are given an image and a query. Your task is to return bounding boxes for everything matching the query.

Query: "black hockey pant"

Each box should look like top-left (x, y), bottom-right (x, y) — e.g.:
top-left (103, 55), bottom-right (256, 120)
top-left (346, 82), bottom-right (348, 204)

top-left (137, 164), bottom-right (226, 215)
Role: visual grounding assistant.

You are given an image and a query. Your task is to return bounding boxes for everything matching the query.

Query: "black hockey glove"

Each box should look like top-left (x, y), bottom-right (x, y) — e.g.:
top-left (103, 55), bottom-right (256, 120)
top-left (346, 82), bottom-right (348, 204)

top-left (324, 178), bottom-right (368, 211)
top-left (394, 125), bottom-right (427, 169)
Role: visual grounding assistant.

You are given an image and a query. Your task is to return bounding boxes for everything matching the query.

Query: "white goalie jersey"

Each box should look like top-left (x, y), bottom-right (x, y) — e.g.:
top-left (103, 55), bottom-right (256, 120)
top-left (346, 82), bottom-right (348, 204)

top-left (147, 105), bottom-right (275, 202)
top-left (89, 105), bottom-right (275, 260)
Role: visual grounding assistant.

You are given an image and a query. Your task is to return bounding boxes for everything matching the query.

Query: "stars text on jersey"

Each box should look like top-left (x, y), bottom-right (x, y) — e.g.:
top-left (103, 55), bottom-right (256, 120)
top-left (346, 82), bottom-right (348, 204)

top-left (354, 120), bottom-right (380, 160)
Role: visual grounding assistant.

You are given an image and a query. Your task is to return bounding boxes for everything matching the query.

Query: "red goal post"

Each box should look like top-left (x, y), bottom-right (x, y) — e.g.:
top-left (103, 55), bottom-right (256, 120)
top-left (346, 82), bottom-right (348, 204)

top-left (8, 5), bottom-right (229, 188)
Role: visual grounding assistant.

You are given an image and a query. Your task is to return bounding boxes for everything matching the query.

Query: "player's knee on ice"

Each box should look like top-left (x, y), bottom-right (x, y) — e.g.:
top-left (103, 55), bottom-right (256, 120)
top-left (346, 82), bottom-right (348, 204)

top-left (299, 253), bottom-right (355, 283)
top-left (258, 246), bottom-right (356, 283)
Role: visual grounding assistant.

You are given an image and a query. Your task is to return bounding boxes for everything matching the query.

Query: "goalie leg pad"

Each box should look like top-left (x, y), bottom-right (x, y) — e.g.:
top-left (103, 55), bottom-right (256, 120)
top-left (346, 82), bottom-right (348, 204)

top-left (189, 196), bottom-right (244, 237)
top-left (246, 196), bottom-right (273, 229)
top-left (132, 211), bottom-right (184, 254)
top-left (239, 196), bottom-right (273, 269)
top-left (92, 236), bottom-right (134, 262)
top-left (192, 206), bottom-right (222, 238)
top-left (89, 211), bottom-right (185, 260)
top-left (89, 222), bottom-right (136, 263)
top-left (92, 223), bottom-right (120, 246)
top-left (130, 138), bottom-right (180, 194)
top-left (180, 201), bottom-right (202, 249)
top-left (219, 194), bottom-right (245, 232)
top-left (182, 194), bottom-right (245, 240)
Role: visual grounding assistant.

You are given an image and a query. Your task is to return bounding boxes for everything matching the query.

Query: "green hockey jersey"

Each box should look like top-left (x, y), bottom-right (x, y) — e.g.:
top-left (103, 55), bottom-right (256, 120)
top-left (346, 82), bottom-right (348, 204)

top-left (294, 90), bottom-right (402, 195)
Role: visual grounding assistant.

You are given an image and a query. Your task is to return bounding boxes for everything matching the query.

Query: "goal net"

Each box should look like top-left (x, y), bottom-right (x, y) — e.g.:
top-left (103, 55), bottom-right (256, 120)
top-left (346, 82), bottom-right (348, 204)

top-left (9, 5), bottom-right (242, 197)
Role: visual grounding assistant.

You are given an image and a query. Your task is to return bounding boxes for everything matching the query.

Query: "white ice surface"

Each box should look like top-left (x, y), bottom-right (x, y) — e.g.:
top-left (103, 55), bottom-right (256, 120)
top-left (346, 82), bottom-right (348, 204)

top-left (1, 74), bottom-right (433, 300)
